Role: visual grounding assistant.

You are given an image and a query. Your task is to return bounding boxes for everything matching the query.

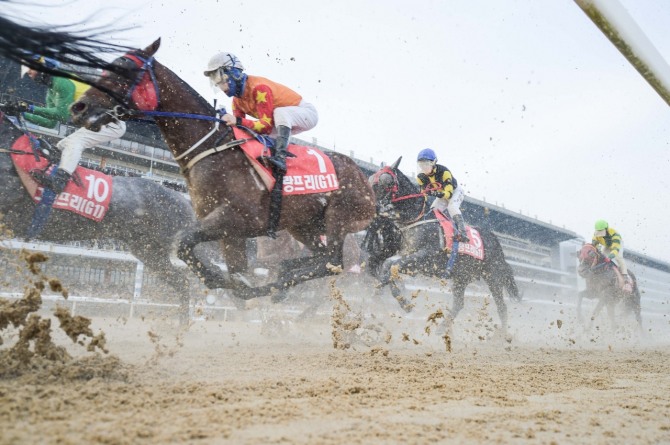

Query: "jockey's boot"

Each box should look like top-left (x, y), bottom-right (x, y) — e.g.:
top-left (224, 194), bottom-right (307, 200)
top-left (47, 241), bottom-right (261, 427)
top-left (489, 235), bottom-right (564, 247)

top-left (453, 214), bottom-right (470, 243)
top-left (267, 125), bottom-right (295, 174)
top-left (31, 168), bottom-right (71, 195)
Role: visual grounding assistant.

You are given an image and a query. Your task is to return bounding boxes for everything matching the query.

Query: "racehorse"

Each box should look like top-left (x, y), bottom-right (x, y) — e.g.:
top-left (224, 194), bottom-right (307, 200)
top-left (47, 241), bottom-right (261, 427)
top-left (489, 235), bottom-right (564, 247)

top-left (577, 243), bottom-right (642, 329)
top-left (0, 114), bottom-right (197, 323)
top-left (69, 39), bottom-right (376, 301)
top-left (364, 157), bottom-right (520, 331)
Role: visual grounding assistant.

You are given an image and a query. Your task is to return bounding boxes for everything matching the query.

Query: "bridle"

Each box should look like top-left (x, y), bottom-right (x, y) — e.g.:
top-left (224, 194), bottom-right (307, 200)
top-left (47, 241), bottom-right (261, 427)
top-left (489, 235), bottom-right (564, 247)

top-left (579, 244), bottom-right (610, 271)
top-left (370, 166), bottom-right (429, 224)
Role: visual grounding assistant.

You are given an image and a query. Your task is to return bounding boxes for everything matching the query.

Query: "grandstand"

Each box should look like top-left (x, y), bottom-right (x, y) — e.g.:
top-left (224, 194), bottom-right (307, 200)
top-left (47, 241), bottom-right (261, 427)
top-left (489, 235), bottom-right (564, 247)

top-left (2, 56), bottom-right (670, 316)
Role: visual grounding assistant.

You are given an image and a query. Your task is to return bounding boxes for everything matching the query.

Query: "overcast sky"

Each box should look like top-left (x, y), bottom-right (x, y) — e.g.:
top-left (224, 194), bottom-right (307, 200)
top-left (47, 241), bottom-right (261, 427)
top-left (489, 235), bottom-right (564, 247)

top-left (8, 0), bottom-right (670, 260)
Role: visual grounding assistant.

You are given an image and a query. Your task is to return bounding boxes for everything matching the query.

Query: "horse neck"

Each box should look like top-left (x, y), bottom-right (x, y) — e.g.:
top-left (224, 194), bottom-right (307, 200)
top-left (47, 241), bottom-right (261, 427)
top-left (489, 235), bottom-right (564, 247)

top-left (151, 63), bottom-right (230, 162)
top-left (393, 170), bottom-right (425, 224)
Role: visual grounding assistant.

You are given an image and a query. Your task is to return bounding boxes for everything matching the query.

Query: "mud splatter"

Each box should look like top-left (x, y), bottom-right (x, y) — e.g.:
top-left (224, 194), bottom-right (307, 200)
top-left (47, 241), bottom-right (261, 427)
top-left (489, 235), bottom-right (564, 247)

top-left (0, 240), bottom-right (118, 380)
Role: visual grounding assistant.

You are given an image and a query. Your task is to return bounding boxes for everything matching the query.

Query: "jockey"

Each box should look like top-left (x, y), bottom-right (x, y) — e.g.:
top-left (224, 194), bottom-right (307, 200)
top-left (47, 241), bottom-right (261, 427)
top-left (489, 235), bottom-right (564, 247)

top-left (203, 52), bottom-right (319, 174)
top-left (592, 219), bottom-right (632, 289)
top-left (20, 56), bottom-right (126, 195)
top-left (203, 52), bottom-right (319, 239)
top-left (416, 148), bottom-right (469, 243)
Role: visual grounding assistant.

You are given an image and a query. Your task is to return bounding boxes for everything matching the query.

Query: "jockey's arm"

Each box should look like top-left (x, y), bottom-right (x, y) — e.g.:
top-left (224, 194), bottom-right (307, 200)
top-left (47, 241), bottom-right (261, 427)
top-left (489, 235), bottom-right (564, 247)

top-left (22, 77), bottom-right (75, 128)
top-left (438, 169), bottom-right (455, 200)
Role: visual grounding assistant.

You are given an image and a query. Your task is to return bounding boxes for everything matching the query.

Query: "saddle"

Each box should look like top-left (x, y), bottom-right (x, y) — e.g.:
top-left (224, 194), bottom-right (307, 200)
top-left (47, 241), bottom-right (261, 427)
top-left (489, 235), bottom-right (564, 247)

top-left (10, 133), bottom-right (113, 223)
top-left (432, 209), bottom-right (484, 260)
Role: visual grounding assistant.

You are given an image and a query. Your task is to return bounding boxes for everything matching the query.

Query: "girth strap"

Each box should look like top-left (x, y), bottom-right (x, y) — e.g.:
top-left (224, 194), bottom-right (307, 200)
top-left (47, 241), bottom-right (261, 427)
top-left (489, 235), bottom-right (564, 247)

top-left (181, 138), bottom-right (251, 174)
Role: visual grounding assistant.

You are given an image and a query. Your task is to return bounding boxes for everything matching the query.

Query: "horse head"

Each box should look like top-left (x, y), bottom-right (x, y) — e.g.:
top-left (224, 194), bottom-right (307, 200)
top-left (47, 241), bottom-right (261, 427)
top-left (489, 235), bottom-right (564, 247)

top-left (70, 39), bottom-right (164, 131)
top-left (71, 39), bottom-right (213, 130)
top-left (369, 156), bottom-right (426, 224)
top-left (577, 243), bottom-right (606, 277)
top-left (369, 157), bottom-right (401, 210)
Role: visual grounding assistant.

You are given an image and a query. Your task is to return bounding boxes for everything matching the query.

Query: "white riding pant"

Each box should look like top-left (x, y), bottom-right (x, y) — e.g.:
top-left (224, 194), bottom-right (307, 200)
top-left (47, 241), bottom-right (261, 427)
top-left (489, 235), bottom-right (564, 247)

top-left (271, 100), bottom-right (318, 137)
top-left (602, 244), bottom-right (628, 275)
top-left (431, 186), bottom-right (465, 218)
top-left (57, 121), bottom-right (127, 173)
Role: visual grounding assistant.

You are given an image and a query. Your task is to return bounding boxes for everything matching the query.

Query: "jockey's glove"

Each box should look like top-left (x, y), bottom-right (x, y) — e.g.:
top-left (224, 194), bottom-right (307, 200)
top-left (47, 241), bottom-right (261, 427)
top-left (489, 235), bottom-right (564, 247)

top-left (1, 100), bottom-right (30, 115)
top-left (417, 173), bottom-right (429, 183)
top-left (607, 253), bottom-right (616, 259)
top-left (426, 190), bottom-right (443, 198)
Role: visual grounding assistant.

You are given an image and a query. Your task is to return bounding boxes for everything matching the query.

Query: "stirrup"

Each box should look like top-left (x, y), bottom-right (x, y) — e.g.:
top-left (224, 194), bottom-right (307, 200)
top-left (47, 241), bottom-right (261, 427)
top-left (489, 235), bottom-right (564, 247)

top-left (267, 156), bottom-right (287, 173)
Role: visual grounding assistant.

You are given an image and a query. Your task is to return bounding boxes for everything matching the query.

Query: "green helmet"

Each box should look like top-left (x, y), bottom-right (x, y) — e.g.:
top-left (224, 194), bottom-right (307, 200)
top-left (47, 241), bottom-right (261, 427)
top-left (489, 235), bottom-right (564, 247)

top-left (594, 219), bottom-right (608, 231)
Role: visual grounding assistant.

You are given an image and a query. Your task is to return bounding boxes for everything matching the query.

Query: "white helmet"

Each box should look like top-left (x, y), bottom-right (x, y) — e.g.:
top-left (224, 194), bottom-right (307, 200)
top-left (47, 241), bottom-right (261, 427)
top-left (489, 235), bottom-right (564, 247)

top-left (203, 52), bottom-right (244, 76)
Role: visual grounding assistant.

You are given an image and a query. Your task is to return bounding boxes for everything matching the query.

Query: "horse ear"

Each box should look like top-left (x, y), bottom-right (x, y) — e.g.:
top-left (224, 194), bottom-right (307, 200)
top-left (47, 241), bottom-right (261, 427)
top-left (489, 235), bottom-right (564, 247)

top-left (391, 156), bottom-right (402, 170)
top-left (145, 38), bottom-right (161, 56)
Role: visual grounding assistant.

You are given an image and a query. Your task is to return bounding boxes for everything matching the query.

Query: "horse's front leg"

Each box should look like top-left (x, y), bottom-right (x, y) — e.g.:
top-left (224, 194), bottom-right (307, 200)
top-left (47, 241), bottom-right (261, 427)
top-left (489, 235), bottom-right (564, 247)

top-left (176, 216), bottom-right (235, 290)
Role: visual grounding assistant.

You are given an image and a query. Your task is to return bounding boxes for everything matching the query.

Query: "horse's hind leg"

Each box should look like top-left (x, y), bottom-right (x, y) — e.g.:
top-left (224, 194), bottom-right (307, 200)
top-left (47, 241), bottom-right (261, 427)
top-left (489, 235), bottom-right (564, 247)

top-left (485, 276), bottom-right (508, 332)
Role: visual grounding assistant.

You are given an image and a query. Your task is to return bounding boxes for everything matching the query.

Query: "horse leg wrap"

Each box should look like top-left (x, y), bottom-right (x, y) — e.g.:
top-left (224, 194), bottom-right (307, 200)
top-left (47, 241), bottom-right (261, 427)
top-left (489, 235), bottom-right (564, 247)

top-left (267, 173), bottom-right (284, 239)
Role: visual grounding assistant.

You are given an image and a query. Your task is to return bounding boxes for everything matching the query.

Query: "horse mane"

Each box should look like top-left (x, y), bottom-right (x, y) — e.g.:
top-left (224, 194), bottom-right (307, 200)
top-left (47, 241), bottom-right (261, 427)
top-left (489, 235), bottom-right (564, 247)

top-left (392, 165), bottom-right (420, 195)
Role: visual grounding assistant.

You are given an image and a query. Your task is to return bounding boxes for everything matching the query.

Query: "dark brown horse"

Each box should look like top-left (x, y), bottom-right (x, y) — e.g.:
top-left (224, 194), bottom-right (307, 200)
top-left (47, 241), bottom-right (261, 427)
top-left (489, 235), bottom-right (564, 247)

top-left (577, 243), bottom-right (642, 330)
top-left (70, 39), bottom-right (375, 301)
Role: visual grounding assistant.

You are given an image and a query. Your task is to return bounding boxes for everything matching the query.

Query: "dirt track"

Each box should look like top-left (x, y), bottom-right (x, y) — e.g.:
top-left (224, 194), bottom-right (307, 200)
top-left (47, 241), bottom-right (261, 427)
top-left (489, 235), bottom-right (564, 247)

top-left (2, 276), bottom-right (670, 445)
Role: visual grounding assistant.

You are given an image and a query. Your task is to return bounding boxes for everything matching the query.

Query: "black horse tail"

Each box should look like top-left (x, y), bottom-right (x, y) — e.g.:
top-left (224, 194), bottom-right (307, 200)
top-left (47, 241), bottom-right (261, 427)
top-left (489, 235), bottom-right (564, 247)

top-left (0, 10), bottom-right (134, 99)
top-left (362, 215), bottom-right (403, 277)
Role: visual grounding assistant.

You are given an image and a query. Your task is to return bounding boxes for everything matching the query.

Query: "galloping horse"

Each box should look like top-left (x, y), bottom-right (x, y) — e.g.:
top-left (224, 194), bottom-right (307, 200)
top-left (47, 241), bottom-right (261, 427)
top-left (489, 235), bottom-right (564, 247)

top-left (365, 157), bottom-right (519, 331)
top-left (577, 243), bottom-right (642, 329)
top-left (0, 115), bottom-right (197, 322)
top-left (70, 39), bottom-right (376, 300)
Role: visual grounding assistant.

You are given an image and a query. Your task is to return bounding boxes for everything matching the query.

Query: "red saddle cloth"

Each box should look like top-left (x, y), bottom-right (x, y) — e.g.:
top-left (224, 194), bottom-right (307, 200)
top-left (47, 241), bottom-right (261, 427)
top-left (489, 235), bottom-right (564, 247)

top-left (234, 127), bottom-right (339, 195)
top-left (433, 209), bottom-right (485, 260)
top-left (10, 135), bottom-right (113, 222)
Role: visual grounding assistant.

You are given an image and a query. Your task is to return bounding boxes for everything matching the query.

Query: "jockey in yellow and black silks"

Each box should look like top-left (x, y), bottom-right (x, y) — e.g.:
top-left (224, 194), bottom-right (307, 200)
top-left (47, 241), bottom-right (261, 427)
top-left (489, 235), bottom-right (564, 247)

top-left (416, 148), bottom-right (469, 243)
top-left (592, 219), bottom-right (632, 289)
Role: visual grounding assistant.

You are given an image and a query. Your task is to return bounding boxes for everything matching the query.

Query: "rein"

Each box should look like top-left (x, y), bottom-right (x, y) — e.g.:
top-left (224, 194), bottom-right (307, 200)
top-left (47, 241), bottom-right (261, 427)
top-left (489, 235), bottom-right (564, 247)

top-left (373, 166), bottom-right (429, 224)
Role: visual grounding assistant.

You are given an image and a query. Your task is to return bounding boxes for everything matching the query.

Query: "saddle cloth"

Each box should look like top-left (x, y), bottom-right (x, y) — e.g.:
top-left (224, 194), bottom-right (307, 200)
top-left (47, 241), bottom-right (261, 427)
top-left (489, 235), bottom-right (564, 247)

top-left (10, 134), bottom-right (113, 222)
top-left (234, 127), bottom-right (339, 195)
top-left (433, 209), bottom-right (485, 260)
